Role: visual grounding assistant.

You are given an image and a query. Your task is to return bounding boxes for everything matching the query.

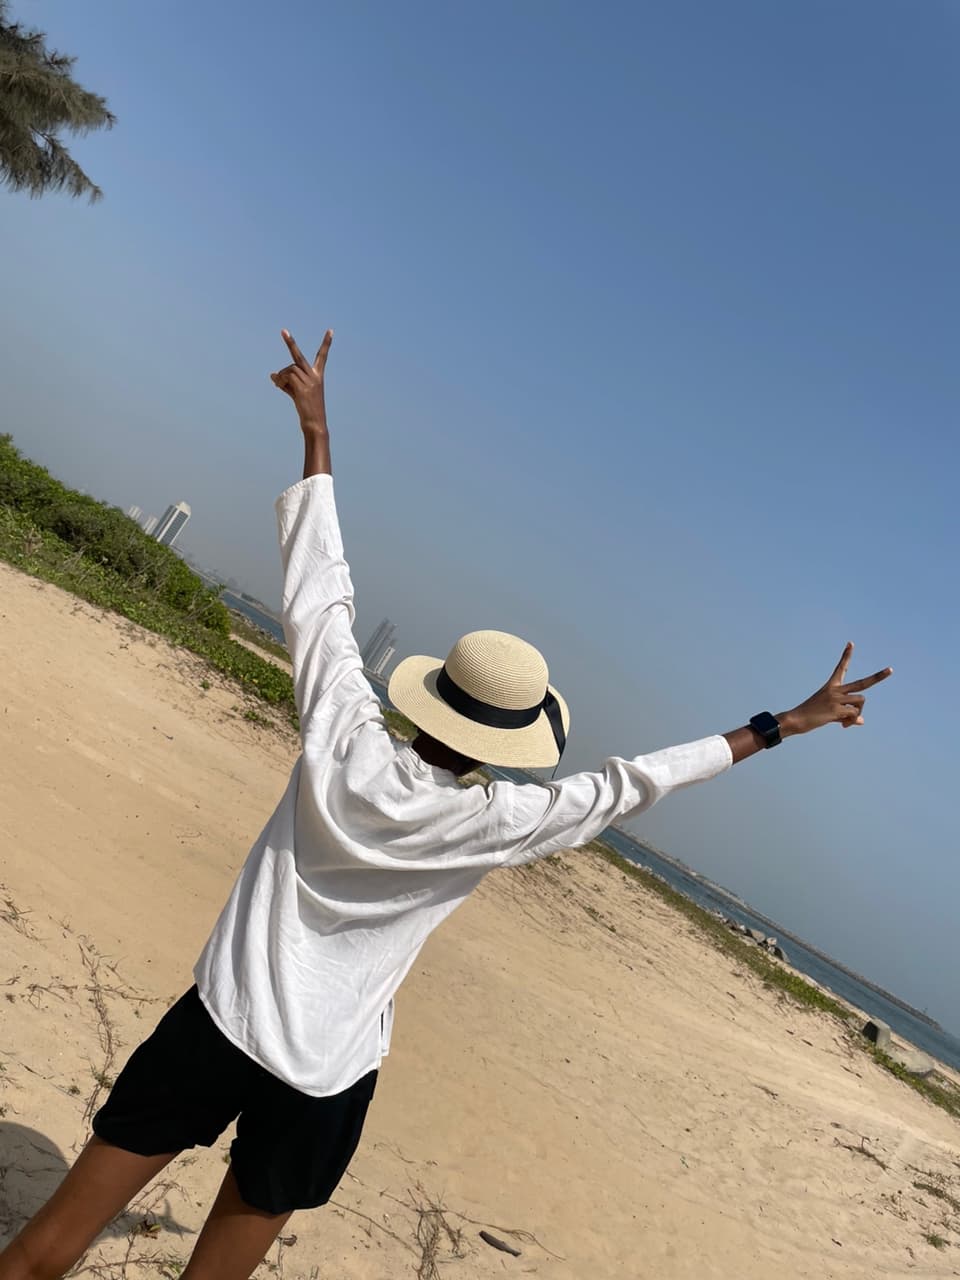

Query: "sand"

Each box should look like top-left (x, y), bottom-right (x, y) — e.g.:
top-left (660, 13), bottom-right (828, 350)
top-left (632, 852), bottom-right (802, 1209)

top-left (1, 560), bottom-right (958, 1279)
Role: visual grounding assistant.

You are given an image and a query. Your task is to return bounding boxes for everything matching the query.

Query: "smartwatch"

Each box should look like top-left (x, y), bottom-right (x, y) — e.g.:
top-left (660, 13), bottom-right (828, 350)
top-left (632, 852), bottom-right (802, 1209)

top-left (749, 711), bottom-right (782, 749)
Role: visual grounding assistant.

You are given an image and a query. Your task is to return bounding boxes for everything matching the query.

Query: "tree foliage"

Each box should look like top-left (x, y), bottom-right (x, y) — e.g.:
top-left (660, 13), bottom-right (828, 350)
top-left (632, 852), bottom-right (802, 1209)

top-left (0, 0), bottom-right (114, 200)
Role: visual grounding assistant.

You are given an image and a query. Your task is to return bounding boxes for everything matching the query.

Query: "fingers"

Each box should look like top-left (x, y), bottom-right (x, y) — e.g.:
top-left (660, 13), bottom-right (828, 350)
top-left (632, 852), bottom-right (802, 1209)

top-left (838, 688), bottom-right (866, 728)
top-left (270, 364), bottom-right (304, 397)
top-left (840, 667), bottom-right (893, 694)
top-left (313, 329), bottom-right (334, 373)
top-left (840, 694), bottom-right (862, 718)
top-left (829, 641), bottom-right (854, 686)
top-left (281, 329), bottom-right (311, 372)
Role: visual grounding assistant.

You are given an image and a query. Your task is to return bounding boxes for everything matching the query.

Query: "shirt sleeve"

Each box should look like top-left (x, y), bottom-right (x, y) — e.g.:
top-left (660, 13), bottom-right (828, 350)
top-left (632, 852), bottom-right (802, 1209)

top-left (275, 474), bottom-right (381, 740)
top-left (499, 735), bottom-right (733, 866)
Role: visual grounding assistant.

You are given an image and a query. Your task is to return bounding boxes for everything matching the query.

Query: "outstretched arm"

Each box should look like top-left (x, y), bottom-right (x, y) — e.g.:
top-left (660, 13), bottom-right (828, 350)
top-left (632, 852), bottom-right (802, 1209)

top-left (503, 644), bottom-right (893, 864)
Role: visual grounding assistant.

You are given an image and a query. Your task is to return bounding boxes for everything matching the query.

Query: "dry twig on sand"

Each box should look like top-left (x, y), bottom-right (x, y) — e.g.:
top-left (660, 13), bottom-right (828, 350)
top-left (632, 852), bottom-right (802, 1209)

top-left (834, 1136), bottom-right (889, 1171)
top-left (408, 1183), bottom-right (467, 1280)
top-left (79, 944), bottom-right (119, 1127)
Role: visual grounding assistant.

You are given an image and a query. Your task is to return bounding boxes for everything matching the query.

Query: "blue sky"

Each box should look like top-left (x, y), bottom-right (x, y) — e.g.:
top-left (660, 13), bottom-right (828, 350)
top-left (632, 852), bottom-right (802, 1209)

top-left (2, 1), bottom-right (958, 1032)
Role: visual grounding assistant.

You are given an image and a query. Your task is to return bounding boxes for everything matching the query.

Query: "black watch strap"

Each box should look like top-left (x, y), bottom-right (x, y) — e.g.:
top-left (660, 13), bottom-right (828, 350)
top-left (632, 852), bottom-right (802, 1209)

top-left (749, 711), bottom-right (782, 749)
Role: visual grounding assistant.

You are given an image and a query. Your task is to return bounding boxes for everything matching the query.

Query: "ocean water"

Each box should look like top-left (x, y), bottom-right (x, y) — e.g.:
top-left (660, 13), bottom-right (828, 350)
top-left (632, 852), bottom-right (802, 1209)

top-left (229, 596), bottom-right (960, 1072)
top-left (222, 591), bottom-right (286, 643)
top-left (596, 826), bottom-right (960, 1072)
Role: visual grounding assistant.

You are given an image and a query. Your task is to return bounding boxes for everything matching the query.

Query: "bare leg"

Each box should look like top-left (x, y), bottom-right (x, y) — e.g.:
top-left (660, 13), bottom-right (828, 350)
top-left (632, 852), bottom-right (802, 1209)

top-left (180, 1168), bottom-right (292, 1280)
top-left (0, 1136), bottom-right (179, 1280)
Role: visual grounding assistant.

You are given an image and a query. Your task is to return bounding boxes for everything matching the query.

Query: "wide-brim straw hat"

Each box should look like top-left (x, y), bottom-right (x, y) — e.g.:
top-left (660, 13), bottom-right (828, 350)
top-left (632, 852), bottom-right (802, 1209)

top-left (388, 630), bottom-right (570, 768)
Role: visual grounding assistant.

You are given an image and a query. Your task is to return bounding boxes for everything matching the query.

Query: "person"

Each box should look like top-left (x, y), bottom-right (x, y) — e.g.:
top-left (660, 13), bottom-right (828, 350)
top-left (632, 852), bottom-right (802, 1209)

top-left (0, 331), bottom-right (893, 1280)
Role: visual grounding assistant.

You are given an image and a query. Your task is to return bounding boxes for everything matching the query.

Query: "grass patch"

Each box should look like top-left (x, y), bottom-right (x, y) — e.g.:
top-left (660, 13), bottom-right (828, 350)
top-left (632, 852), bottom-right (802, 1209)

top-left (588, 840), bottom-right (850, 1018)
top-left (923, 1233), bottom-right (948, 1250)
top-left (241, 707), bottom-right (273, 729)
top-left (227, 609), bottom-right (290, 664)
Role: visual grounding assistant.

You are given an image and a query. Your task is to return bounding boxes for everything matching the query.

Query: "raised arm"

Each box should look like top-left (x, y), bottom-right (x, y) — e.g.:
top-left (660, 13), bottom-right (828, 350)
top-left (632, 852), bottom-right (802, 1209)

top-left (503, 644), bottom-right (892, 864)
top-left (271, 330), bottom-right (380, 738)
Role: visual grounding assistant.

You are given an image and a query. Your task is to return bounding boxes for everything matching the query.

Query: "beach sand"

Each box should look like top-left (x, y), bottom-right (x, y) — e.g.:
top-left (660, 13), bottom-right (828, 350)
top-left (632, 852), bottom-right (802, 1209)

top-left (1, 560), bottom-right (958, 1279)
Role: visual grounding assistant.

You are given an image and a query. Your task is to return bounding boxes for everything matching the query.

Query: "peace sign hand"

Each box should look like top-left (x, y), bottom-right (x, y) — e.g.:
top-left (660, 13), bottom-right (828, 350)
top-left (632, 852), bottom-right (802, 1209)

top-left (779, 643), bottom-right (893, 737)
top-left (271, 329), bottom-right (333, 435)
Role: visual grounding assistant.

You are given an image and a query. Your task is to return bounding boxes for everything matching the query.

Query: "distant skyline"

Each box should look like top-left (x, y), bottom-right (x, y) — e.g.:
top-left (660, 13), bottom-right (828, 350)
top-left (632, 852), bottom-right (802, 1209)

top-left (154, 501), bottom-right (192, 549)
top-left (124, 497), bottom-right (192, 548)
top-left (2, 2), bottom-right (957, 1034)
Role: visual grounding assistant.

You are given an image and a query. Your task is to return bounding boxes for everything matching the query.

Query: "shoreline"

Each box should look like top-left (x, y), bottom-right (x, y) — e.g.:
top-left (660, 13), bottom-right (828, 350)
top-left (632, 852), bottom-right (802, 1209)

top-left (614, 828), bottom-right (945, 1033)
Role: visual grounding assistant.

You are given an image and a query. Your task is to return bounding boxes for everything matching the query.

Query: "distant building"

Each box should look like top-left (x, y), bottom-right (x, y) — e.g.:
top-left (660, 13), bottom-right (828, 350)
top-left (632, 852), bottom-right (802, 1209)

top-left (142, 515), bottom-right (159, 535)
top-left (361, 618), bottom-right (397, 673)
top-left (154, 501), bottom-right (191, 548)
top-left (372, 645), bottom-right (396, 678)
top-left (362, 619), bottom-right (392, 665)
top-left (126, 504), bottom-right (142, 522)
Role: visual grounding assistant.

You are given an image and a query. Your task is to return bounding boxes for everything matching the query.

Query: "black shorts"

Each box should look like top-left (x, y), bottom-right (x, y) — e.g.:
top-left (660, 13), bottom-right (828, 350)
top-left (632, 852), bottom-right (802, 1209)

top-left (93, 986), bottom-right (377, 1215)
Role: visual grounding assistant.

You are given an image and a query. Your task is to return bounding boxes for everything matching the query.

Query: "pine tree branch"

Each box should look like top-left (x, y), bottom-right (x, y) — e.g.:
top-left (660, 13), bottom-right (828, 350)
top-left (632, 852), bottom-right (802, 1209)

top-left (0, 112), bottom-right (103, 200)
top-left (0, 0), bottom-right (113, 199)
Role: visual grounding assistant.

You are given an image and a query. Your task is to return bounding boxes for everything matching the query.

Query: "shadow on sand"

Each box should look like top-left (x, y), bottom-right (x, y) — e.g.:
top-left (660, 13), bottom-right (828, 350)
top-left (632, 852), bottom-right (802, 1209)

top-left (0, 1123), bottom-right (195, 1249)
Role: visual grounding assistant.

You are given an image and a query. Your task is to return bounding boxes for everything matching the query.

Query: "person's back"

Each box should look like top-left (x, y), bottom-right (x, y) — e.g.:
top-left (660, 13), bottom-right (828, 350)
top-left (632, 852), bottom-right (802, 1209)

top-left (196, 469), bottom-right (732, 1098)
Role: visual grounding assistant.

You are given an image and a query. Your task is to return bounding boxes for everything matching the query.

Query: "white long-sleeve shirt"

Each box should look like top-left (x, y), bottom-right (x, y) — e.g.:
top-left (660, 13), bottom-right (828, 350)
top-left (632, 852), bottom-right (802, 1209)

top-left (194, 475), bottom-right (732, 1096)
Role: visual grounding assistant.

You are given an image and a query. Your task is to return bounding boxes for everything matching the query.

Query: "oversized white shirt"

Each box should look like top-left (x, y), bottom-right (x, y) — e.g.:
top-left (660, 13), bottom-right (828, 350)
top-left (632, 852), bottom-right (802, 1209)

top-left (194, 475), bottom-right (733, 1096)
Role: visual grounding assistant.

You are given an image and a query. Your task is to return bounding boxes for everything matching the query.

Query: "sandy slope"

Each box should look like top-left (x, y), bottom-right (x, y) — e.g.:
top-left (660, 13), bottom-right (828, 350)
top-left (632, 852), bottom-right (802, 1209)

top-left (0, 561), bottom-right (958, 1280)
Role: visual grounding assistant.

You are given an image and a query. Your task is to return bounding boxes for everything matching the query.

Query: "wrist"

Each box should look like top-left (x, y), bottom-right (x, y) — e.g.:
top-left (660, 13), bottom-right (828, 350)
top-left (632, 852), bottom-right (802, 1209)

top-left (776, 709), bottom-right (801, 739)
top-left (301, 428), bottom-right (332, 479)
top-left (300, 420), bottom-right (329, 438)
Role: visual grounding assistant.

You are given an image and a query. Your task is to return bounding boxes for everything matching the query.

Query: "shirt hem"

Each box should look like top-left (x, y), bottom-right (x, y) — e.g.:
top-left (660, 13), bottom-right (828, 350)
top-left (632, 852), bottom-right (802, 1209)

top-left (194, 982), bottom-right (383, 1100)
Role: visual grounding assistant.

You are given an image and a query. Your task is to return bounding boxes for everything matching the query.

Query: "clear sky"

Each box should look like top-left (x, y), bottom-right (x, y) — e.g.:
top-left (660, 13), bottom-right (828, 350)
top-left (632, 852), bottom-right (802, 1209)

top-left (2, 2), bottom-right (958, 1032)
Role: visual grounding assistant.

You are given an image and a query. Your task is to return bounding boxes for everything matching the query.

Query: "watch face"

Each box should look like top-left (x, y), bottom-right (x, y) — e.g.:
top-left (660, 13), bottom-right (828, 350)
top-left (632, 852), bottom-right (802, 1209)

top-left (750, 712), bottom-right (781, 746)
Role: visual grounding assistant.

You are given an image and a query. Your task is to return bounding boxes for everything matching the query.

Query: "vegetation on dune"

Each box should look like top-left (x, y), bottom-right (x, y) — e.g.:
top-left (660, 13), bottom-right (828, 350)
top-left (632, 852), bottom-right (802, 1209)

top-left (225, 608), bottom-right (291, 665)
top-left (0, 437), bottom-right (401, 735)
top-left (0, 435), bottom-right (296, 717)
top-left (0, 437), bottom-right (231, 630)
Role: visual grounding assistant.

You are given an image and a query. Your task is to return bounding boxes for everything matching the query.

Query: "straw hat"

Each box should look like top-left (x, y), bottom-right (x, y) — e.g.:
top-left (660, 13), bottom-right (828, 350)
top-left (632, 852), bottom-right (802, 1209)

top-left (388, 630), bottom-right (570, 768)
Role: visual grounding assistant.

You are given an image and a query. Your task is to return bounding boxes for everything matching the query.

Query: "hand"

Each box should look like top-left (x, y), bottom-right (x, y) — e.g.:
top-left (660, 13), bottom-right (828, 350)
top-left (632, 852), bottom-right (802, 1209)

top-left (271, 329), bottom-right (333, 434)
top-left (779, 643), bottom-right (893, 737)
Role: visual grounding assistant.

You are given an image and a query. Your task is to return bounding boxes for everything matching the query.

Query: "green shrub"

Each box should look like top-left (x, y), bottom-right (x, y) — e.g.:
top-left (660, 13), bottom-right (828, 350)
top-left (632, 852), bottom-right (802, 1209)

top-left (0, 435), bottom-right (230, 636)
top-left (0, 436), bottom-right (278, 712)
